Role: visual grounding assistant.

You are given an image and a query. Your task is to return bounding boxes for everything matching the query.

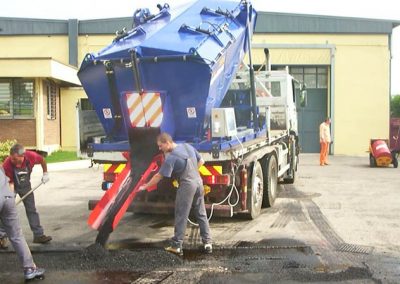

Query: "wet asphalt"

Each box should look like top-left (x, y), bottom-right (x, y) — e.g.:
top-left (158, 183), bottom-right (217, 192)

top-left (0, 242), bottom-right (383, 283)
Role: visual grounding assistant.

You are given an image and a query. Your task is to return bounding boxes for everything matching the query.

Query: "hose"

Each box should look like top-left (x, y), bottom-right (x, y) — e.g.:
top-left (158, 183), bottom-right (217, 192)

top-left (187, 135), bottom-right (245, 226)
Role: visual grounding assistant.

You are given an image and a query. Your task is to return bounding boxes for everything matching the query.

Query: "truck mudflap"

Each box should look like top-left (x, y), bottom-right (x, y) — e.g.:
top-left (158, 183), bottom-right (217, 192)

top-left (89, 128), bottom-right (161, 246)
top-left (89, 153), bottom-right (163, 246)
top-left (88, 154), bottom-right (162, 229)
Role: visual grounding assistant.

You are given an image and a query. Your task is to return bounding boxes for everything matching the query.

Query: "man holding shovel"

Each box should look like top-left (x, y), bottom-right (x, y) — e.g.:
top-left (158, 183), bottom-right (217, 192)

top-left (0, 144), bottom-right (52, 248)
top-left (0, 166), bottom-right (45, 280)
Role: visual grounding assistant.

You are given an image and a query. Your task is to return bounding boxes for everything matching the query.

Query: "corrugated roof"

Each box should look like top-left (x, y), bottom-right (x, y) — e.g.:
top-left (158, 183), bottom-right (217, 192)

top-left (0, 16), bottom-right (132, 35)
top-left (0, 17), bottom-right (68, 35)
top-left (78, 18), bottom-right (132, 34)
top-left (1, 12), bottom-right (399, 36)
top-left (255, 12), bottom-right (400, 34)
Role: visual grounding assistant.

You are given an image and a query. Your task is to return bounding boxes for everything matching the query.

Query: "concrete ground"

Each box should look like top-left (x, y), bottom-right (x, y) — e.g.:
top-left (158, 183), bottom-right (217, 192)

top-left (26, 154), bottom-right (400, 254)
top-left (1, 153), bottom-right (400, 283)
top-left (23, 153), bottom-right (399, 253)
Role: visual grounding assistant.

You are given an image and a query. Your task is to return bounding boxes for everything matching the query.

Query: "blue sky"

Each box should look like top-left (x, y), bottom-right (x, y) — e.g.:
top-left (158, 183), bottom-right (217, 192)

top-left (1, 0), bottom-right (399, 93)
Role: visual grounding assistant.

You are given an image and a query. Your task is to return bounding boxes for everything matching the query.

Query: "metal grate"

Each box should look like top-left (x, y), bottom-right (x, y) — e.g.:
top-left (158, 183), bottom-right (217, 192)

top-left (335, 243), bottom-right (373, 254)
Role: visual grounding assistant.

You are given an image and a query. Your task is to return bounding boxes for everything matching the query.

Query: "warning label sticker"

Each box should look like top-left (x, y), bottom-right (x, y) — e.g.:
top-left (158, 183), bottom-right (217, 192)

top-left (103, 108), bottom-right (113, 119)
top-left (186, 107), bottom-right (197, 118)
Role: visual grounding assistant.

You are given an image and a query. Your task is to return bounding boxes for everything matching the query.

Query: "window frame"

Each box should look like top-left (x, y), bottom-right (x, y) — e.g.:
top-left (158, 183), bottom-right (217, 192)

top-left (0, 79), bottom-right (12, 117)
top-left (46, 80), bottom-right (57, 120)
top-left (289, 66), bottom-right (328, 90)
top-left (0, 78), bottom-right (35, 119)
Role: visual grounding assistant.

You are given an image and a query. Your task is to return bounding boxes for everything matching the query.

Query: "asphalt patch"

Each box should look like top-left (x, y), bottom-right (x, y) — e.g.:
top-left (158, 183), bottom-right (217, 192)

top-left (84, 243), bottom-right (109, 260)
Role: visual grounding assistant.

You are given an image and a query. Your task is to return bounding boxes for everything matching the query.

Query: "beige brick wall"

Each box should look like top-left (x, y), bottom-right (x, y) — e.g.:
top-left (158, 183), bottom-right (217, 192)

top-left (0, 119), bottom-right (36, 147)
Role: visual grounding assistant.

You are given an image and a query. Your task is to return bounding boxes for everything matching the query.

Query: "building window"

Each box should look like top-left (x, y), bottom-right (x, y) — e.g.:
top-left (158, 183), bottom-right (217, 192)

top-left (0, 79), bottom-right (34, 118)
top-left (46, 81), bottom-right (57, 120)
top-left (0, 81), bottom-right (12, 116)
top-left (289, 66), bottom-right (328, 89)
top-left (304, 67), bottom-right (317, 88)
top-left (79, 98), bottom-right (94, 110)
top-left (317, 67), bottom-right (328, 88)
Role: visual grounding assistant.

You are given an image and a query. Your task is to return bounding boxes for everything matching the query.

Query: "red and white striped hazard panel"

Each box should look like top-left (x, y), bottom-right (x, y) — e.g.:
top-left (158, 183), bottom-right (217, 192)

top-left (126, 92), bottom-right (163, 127)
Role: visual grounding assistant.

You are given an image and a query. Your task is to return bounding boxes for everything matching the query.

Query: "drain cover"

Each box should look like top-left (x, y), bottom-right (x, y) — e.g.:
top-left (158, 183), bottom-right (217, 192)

top-left (335, 243), bottom-right (373, 254)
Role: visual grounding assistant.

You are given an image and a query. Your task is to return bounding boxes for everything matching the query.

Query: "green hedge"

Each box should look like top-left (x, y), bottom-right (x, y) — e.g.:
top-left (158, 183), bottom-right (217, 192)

top-left (0, 139), bottom-right (17, 162)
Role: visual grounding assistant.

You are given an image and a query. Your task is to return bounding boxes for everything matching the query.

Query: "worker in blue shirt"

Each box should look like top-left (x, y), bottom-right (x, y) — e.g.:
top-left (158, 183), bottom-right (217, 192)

top-left (139, 132), bottom-right (212, 256)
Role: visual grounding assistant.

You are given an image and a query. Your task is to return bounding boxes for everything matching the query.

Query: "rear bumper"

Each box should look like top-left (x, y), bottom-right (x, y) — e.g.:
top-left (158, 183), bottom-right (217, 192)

top-left (88, 200), bottom-right (233, 217)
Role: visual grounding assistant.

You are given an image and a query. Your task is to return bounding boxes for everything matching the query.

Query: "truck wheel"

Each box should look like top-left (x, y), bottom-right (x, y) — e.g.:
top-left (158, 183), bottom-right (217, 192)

top-left (369, 154), bottom-right (376, 167)
top-left (263, 154), bottom-right (278, 207)
top-left (247, 161), bottom-right (264, 219)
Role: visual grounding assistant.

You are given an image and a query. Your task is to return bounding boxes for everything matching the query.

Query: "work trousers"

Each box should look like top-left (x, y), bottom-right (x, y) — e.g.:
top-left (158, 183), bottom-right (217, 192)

top-left (320, 142), bottom-right (329, 165)
top-left (0, 196), bottom-right (35, 268)
top-left (172, 180), bottom-right (212, 247)
top-left (0, 187), bottom-right (44, 238)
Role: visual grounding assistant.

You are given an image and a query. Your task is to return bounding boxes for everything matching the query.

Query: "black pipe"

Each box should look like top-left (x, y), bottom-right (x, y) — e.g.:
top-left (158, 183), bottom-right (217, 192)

top-left (245, 4), bottom-right (258, 130)
top-left (264, 48), bottom-right (270, 71)
top-left (105, 61), bottom-right (122, 137)
top-left (130, 49), bottom-right (142, 92)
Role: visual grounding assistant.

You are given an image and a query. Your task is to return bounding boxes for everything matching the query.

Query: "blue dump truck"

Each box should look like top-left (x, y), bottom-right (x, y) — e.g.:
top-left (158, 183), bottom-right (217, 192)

top-left (78, 0), bottom-right (305, 246)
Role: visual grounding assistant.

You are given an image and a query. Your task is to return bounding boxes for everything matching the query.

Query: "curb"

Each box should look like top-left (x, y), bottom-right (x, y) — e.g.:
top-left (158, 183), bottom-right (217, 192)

top-left (46, 159), bottom-right (92, 172)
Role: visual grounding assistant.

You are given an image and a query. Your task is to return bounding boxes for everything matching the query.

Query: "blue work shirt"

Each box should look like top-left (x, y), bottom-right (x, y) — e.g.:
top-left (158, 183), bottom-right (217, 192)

top-left (0, 167), bottom-right (13, 198)
top-left (159, 144), bottom-right (201, 178)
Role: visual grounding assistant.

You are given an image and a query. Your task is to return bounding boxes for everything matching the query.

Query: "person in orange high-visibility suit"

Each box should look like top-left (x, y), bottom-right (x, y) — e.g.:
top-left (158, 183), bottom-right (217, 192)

top-left (319, 118), bottom-right (331, 166)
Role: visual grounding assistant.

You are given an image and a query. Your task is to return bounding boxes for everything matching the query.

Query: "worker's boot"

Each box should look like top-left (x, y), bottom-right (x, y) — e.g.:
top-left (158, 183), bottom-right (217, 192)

top-left (33, 235), bottom-right (52, 244)
top-left (204, 243), bottom-right (212, 254)
top-left (164, 244), bottom-right (183, 256)
top-left (0, 236), bottom-right (8, 250)
top-left (24, 267), bottom-right (45, 280)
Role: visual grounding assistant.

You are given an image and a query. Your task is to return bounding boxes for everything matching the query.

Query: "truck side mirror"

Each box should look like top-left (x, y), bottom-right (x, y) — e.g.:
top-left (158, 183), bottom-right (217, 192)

top-left (300, 84), bottom-right (307, 107)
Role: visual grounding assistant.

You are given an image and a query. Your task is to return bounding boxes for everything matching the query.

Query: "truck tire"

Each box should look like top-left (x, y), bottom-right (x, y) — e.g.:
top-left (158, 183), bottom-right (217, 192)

top-left (247, 161), bottom-right (264, 219)
top-left (263, 154), bottom-right (278, 207)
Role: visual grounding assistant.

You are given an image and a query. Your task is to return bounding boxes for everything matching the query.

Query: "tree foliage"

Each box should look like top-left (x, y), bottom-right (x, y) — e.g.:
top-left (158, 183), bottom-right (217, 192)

top-left (391, 95), bottom-right (400, 117)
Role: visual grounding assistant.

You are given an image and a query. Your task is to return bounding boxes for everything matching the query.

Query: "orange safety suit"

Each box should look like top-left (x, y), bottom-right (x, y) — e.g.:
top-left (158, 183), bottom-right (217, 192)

top-left (319, 121), bottom-right (331, 165)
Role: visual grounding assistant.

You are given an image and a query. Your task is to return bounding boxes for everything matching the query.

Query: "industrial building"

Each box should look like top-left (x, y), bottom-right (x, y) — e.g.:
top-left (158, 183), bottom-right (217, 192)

top-left (0, 11), bottom-right (399, 155)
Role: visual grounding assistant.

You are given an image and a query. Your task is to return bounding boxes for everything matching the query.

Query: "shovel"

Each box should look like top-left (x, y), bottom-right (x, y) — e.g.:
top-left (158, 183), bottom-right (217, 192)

top-left (15, 182), bottom-right (44, 205)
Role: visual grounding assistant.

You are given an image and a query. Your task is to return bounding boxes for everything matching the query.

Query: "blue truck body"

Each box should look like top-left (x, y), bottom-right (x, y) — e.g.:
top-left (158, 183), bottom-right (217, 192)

top-left (78, 0), bottom-right (257, 152)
